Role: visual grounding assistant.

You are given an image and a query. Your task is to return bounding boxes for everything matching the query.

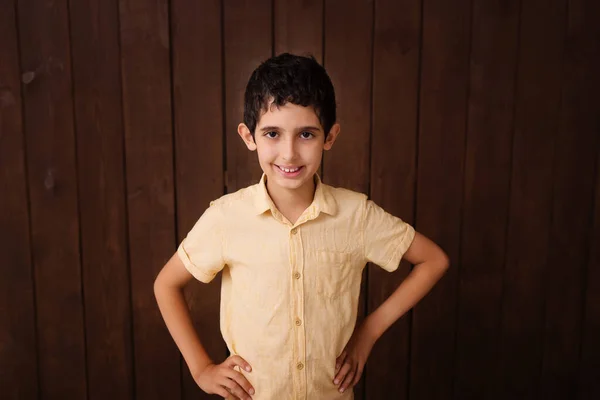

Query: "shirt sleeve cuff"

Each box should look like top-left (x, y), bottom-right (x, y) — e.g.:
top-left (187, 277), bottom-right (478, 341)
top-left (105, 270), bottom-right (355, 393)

top-left (177, 240), bottom-right (216, 283)
top-left (381, 225), bottom-right (416, 272)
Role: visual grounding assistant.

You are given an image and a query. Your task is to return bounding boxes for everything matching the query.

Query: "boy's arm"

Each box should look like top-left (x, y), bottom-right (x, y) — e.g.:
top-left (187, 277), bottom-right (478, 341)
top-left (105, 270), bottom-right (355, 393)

top-left (154, 253), bottom-right (255, 399)
top-left (362, 231), bottom-right (449, 340)
top-left (333, 232), bottom-right (449, 393)
top-left (154, 253), bottom-right (212, 375)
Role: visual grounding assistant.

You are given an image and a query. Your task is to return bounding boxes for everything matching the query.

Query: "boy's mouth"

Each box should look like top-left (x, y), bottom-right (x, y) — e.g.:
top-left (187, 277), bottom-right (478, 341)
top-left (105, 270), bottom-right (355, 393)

top-left (275, 165), bottom-right (304, 176)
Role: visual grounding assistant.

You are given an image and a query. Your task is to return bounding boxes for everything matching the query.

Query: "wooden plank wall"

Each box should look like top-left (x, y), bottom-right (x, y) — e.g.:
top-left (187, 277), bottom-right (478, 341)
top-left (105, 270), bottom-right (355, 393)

top-left (1, 0), bottom-right (599, 399)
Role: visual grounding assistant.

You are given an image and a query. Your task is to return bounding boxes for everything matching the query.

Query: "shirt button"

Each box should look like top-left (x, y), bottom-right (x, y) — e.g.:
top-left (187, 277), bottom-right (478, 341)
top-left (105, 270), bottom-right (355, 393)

top-left (297, 362), bottom-right (304, 370)
top-left (294, 272), bottom-right (301, 279)
top-left (295, 318), bottom-right (302, 326)
top-left (291, 228), bottom-right (297, 235)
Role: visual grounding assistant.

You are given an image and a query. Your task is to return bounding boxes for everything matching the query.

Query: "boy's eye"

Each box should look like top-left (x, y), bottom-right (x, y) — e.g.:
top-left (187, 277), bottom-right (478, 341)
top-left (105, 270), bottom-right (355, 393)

top-left (265, 131), bottom-right (278, 138)
top-left (300, 131), bottom-right (314, 139)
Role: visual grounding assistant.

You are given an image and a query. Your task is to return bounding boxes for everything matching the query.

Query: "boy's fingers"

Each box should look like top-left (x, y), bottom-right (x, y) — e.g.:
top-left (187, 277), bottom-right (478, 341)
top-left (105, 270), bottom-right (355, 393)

top-left (333, 361), bottom-right (352, 385)
top-left (339, 364), bottom-right (358, 393)
top-left (226, 369), bottom-right (255, 396)
top-left (351, 367), bottom-right (363, 387)
top-left (228, 355), bottom-right (252, 372)
top-left (335, 351), bottom-right (347, 372)
top-left (221, 378), bottom-right (251, 400)
top-left (214, 387), bottom-right (231, 399)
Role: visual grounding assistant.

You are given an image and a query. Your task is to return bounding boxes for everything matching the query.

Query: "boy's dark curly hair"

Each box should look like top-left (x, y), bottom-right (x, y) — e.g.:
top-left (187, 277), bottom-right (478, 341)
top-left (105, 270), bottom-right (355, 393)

top-left (243, 53), bottom-right (337, 138)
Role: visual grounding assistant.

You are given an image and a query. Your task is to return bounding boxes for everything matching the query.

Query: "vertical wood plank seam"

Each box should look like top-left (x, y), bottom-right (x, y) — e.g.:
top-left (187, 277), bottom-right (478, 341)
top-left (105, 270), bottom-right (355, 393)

top-left (451, 0), bottom-right (474, 396)
top-left (408, 0), bottom-right (426, 397)
top-left (364, 0), bottom-right (377, 397)
top-left (14, 0), bottom-right (42, 397)
top-left (271, 0), bottom-right (275, 57)
top-left (496, 0), bottom-right (523, 391)
top-left (166, 1), bottom-right (185, 398)
top-left (412, 0), bottom-right (425, 232)
top-left (65, 0), bottom-right (90, 397)
top-left (115, 0), bottom-right (137, 396)
top-left (320, 0), bottom-right (327, 180)
top-left (537, 0), bottom-right (569, 394)
top-left (576, 129), bottom-right (600, 399)
top-left (221, 0), bottom-right (229, 195)
top-left (575, 28), bottom-right (600, 392)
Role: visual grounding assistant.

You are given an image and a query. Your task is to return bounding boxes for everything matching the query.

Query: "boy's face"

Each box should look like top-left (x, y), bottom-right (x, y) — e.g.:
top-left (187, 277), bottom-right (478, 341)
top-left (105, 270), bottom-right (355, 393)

top-left (238, 102), bottom-right (340, 193)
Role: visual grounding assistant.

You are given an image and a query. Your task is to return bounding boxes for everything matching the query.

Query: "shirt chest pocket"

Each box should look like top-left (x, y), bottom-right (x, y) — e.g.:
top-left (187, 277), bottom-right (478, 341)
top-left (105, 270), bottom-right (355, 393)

top-left (313, 251), bottom-right (353, 298)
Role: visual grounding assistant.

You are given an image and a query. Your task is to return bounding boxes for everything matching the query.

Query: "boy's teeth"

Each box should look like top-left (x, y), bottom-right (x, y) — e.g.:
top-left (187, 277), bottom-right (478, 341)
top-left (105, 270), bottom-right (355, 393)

top-left (280, 166), bottom-right (299, 173)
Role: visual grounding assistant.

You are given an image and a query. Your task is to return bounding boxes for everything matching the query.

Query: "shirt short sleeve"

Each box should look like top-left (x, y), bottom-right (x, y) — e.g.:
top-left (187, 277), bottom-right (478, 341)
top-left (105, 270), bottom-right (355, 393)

top-left (363, 199), bottom-right (415, 272)
top-left (177, 202), bottom-right (225, 283)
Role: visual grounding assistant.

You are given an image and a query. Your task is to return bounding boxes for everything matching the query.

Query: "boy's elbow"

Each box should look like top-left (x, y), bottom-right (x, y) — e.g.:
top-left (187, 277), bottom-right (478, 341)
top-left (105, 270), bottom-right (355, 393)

top-left (153, 267), bottom-right (171, 299)
top-left (153, 272), bottom-right (163, 299)
top-left (438, 251), bottom-right (450, 273)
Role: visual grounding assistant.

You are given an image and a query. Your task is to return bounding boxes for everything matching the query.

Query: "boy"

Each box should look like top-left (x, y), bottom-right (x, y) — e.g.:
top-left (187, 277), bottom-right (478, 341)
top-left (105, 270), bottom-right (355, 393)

top-left (154, 53), bottom-right (449, 400)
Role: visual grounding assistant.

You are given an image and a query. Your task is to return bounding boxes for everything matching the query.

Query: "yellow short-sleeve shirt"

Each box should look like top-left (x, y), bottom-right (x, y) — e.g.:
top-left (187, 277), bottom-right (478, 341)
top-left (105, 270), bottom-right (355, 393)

top-left (177, 174), bottom-right (415, 400)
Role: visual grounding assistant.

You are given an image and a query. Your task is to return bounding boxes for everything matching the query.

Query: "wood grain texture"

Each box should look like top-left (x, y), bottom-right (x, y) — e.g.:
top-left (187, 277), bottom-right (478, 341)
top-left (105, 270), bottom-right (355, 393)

top-left (367, 0), bottom-right (420, 399)
top-left (411, 0), bottom-right (471, 398)
top-left (69, 0), bottom-right (134, 398)
top-left (17, 0), bottom-right (87, 397)
top-left (0, 1), bottom-right (38, 398)
top-left (580, 148), bottom-right (600, 400)
top-left (496, 0), bottom-right (566, 398)
top-left (118, 0), bottom-right (179, 398)
top-left (170, 0), bottom-right (227, 398)
top-left (541, 0), bottom-right (600, 397)
top-left (275, 0), bottom-right (323, 62)
top-left (453, 0), bottom-right (520, 398)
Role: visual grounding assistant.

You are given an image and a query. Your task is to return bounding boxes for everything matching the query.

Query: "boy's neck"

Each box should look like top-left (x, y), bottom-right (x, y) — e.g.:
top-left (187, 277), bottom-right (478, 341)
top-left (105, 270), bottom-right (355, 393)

top-left (265, 175), bottom-right (316, 224)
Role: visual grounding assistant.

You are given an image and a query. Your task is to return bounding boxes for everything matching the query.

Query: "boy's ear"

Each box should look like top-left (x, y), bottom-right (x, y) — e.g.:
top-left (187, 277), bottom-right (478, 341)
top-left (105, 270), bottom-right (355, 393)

top-left (237, 123), bottom-right (257, 151)
top-left (323, 123), bottom-right (340, 151)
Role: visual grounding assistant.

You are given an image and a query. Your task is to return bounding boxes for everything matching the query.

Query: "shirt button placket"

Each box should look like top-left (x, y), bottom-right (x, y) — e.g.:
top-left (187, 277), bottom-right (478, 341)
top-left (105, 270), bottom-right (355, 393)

top-left (290, 226), bottom-right (306, 399)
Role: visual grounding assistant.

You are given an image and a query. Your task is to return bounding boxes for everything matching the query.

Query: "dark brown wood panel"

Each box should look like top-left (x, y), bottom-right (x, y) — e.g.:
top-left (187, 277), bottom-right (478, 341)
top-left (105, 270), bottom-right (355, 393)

top-left (224, 0), bottom-right (272, 192)
top-left (170, 0), bottom-right (227, 398)
top-left (367, 0), bottom-right (420, 399)
top-left (496, 0), bottom-right (566, 398)
top-left (0, 1), bottom-right (38, 398)
top-left (575, 5), bottom-right (600, 397)
top-left (541, 0), bottom-right (600, 397)
top-left (68, 0), bottom-right (134, 399)
top-left (16, 0), bottom-right (87, 397)
top-left (411, 0), bottom-right (471, 398)
top-left (454, 0), bottom-right (520, 398)
top-left (323, 1), bottom-right (373, 399)
top-left (580, 148), bottom-right (600, 400)
top-left (322, 0), bottom-right (372, 195)
top-left (275, 0), bottom-right (323, 62)
top-left (118, 0), bottom-right (179, 398)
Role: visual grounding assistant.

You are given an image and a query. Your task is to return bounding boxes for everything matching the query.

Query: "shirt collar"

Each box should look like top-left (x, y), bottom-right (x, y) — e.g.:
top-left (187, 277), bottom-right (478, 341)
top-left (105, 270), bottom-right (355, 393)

top-left (254, 173), bottom-right (337, 217)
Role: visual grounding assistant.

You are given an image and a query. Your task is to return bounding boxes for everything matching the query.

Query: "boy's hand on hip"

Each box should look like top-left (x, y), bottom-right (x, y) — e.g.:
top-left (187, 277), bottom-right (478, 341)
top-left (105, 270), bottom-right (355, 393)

top-left (333, 323), bottom-right (376, 394)
top-left (193, 355), bottom-right (255, 400)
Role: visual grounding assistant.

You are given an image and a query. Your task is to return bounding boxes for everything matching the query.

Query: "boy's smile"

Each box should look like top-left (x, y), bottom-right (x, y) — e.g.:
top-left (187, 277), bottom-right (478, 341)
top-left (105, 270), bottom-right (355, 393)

top-left (238, 102), bottom-right (340, 203)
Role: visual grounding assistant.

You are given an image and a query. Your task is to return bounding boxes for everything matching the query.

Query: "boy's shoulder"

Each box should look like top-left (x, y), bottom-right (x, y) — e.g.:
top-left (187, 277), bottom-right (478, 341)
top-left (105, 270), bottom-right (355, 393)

top-left (324, 183), bottom-right (368, 203)
top-left (208, 183), bottom-right (259, 209)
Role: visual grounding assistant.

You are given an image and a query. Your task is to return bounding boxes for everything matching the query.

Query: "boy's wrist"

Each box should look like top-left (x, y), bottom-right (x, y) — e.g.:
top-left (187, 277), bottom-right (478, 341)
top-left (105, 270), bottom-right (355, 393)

top-left (190, 359), bottom-right (215, 379)
top-left (361, 315), bottom-right (382, 344)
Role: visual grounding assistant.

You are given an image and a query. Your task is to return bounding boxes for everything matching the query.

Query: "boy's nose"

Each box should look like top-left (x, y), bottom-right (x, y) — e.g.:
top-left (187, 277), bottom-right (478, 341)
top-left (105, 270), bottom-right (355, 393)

top-left (280, 139), bottom-right (297, 160)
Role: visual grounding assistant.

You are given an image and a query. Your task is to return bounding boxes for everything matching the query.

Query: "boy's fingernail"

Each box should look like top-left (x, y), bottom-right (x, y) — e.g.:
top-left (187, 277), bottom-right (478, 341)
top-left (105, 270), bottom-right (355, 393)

top-left (340, 387), bottom-right (345, 393)
top-left (334, 379), bottom-right (339, 384)
top-left (249, 388), bottom-right (255, 395)
top-left (246, 366), bottom-right (251, 372)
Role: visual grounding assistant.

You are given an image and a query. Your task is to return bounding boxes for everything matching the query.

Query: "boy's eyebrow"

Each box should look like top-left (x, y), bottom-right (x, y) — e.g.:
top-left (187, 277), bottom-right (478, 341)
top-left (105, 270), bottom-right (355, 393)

top-left (259, 125), bottom-right (322, 132)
